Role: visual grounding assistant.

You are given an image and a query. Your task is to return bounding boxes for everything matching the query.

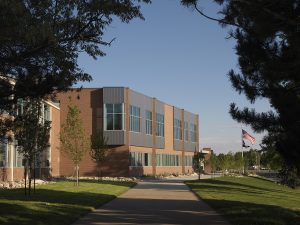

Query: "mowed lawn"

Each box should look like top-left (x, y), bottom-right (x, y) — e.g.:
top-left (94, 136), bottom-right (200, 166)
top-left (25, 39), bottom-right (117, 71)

top-left (186, 177), bottom-right (300, 225)
top-left (0, 180), bottom-right (135, 225)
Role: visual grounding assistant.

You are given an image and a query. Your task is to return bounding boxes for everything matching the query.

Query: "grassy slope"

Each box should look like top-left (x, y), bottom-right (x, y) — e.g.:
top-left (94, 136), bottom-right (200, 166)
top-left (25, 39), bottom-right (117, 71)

top-left (0, 180), bottom-right (135, 225)
top-left (186, 177), bottom-right (300, 225)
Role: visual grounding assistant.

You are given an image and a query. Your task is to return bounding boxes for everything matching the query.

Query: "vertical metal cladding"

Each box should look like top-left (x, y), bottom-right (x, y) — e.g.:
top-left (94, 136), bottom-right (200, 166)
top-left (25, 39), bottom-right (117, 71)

top-left (128, 89), bottom-right (153, 147)
top-left (173, 107), bottom-right (183, 150)
top-left (103, 87), bottom-right (125, 145)
top-left (103, 87), bottom-right (125, 103)
top-left (155, 99), bottom-right (165, 149)
top-left (184, 111), bottom-right (199, 152)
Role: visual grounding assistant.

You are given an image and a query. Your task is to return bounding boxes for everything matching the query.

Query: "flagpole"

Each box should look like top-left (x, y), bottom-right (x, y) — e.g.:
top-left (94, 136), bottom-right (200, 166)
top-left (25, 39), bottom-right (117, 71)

top-left (241, 125), bottom-right (244, 174)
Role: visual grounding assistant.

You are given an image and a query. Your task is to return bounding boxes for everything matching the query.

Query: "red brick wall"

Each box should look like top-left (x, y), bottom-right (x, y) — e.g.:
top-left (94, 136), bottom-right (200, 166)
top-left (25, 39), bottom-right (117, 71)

top-left (50, 106), bottom-right (60, 177)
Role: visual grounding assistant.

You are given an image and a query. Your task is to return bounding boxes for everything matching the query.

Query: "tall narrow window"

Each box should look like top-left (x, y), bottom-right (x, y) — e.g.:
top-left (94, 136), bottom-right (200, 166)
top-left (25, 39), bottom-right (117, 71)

top-left (130, 105), bottom-right (141, 132)
top-left (156, 113), bottom-right (164, 137)
top-left (0, 139), bottom-right (7, 167)
top-left (17, 98), bottom-right (24, 115)
top-left (43, 104), bottom-right (51, 121)
top-left (104, 103), bottom-right (124, 130)
top-left (14, 146), bottom-right (23, 167)
top-left (145, 110), bottom-right (152, 135)
top-left (174, 119), bottom-right (182, 140)
top-left (190, 123), bottom-right (197, 142)
top-left (184, 122), bottom-right (189, 141)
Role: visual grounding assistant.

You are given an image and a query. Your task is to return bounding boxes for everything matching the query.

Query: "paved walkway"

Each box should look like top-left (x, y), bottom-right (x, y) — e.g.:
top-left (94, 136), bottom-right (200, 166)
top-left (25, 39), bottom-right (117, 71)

top-left (74, 179), bottom-right (230, 225)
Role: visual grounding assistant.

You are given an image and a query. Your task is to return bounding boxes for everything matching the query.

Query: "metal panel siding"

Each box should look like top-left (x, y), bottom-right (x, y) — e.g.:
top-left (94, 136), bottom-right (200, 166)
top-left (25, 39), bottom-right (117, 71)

top-left (173, 107), bottom-right (182, 150)
top-left (128, 89), bottom-right (153, 147)
top-left (185, 142), bottom-right (198, 152)
top-left (156, 137), bottom-right (165, 149)
top-left (174, 139), bottom-right (182, 150)
top-left (155, 99), bottom-right (165, 149)
top-left (103, 87), bottom-right (125, 103)
top-left (173, 107), bottom-right (182, 120)
top-left (104, 131), bottom-right (125, 145)
top-left (184, 110), bottom-right (199, 152)
top-left (155, 100), bottom-right (164, 114)
top-left (103, 87), bottom-right (125, 145)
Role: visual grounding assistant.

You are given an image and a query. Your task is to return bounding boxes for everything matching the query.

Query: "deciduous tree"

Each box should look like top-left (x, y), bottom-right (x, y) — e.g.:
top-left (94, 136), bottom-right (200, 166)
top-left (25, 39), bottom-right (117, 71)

top-left (14, 98), bottom-right (51, 195)
top-left (90, 131), bottom-right (109, 180)
top-left (0, 0), bottom-right (150, 136)
top-left (60, 99), bottom-right (89, 186)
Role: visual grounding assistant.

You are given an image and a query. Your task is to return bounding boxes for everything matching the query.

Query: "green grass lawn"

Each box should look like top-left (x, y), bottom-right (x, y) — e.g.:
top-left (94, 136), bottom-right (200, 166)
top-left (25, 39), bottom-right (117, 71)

top-left (186, 176), bottom-right (300, 225)
top-left (0, 180), bottom-right (135, 225)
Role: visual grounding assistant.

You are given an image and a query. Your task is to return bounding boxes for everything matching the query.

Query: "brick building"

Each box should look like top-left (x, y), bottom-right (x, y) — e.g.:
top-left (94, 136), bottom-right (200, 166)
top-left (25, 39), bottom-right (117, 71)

top-left (1, 87), bottom-right (200, 181)
top-left (57, 87), bottom-right (199, 177)
top-left (0, 101), bottom-right (60, 181)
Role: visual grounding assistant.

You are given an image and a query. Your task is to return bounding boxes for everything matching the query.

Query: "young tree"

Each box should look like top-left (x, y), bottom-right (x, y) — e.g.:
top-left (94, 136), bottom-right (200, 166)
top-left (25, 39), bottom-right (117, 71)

top-left (234, 152), bottom-right (244, 173)
top-left (0, 0), bottom-right (150, 137)
top-left (181, 0), bottom-right (300, 183)
top-left (60, 100), bottom-right (89, 186)
top-left (90, 131), bottom-right (109, 180)
top-left (14, 98), bottom-right (51, 195)
top-left (193, 152), bottom-right (205, 180)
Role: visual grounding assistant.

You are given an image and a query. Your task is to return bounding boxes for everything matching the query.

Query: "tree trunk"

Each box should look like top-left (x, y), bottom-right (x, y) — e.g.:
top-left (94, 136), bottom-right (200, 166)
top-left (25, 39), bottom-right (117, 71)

top-left (76, 165), bottom-right (79, 186)
top-left (24, 166), bottom-right (27, 196)
top-left (29, 164), bottom-right (32, 196)
top-left (33, 154), bottom-right (36, 193)
top-left (99, 168), bottom-right (102, 181)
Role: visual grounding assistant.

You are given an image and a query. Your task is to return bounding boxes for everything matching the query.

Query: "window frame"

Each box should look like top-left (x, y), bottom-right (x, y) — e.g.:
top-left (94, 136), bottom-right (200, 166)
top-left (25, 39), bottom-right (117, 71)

top-left (156, 113), bottom-right (165, 137)
top-left (104, 103), bottom-right (125, 131)
top-left (130, 105), bottom-right (141, 133)
top-left (145, 110), bottom-right (153, 135)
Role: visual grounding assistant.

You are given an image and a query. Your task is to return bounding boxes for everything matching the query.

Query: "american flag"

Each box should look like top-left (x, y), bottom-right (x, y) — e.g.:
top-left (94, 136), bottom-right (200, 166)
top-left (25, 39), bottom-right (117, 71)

top-left (242, 129), bottom-right (256, 145)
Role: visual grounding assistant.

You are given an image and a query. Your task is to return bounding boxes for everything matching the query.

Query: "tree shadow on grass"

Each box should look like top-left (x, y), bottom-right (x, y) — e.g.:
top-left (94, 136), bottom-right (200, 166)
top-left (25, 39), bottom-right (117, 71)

top-left (0, 180), bottom-right (129, 225)
top-left (187, 177), bottom-right (299, 196)
top-left (187, 178), bottom-right (279, 192)
top-left (0, 189), bottom-right (116, 206)
top-left (204, 199), bottom-right (300, 225)
top-left (0, 201), bottom-right (94, 225)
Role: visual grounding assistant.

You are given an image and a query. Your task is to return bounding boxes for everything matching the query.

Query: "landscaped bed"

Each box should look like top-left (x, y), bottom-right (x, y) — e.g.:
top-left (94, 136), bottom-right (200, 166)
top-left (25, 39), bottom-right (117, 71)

top-left (0, 180), bottom-right (135, 225)
top-left (186, 176), bottom-right (300, 225)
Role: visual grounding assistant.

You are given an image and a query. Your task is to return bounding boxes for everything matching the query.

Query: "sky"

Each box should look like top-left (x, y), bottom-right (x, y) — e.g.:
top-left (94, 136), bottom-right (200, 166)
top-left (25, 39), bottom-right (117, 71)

top-left (77, 0), bottom-right (271, 154)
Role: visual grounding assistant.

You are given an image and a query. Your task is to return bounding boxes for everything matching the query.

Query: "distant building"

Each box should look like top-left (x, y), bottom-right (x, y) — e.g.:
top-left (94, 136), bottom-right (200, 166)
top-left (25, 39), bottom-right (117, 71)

top-left (57, 87), bottom-right (199, 177)
top-left (201, 148), bottom-right (213, 174)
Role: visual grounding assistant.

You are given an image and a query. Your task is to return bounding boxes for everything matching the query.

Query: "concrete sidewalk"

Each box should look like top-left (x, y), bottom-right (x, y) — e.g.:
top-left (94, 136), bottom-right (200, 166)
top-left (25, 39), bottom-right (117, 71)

top-left (73, 180), bottom-right (230, 225)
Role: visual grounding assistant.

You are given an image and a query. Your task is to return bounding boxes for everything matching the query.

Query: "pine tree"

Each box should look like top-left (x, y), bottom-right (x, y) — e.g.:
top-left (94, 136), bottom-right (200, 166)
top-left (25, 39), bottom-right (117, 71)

top-left (181, 0), bottom-right (300, 179)
top-left (60, 99), bottom-right (89, 186)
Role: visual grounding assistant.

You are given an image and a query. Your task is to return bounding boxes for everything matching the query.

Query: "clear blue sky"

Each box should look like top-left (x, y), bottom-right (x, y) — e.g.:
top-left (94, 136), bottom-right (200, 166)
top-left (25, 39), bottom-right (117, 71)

top-left (78, 0), bottom-right (270, 153)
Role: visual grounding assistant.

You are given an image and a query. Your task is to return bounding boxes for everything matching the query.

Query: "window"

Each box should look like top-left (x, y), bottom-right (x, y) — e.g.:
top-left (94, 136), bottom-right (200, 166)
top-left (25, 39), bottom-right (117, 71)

top-left (145, 110), bottom-right (152, 135)
top-left (14, 146), bottom-right (23, 167)
top-left (156, 113), bottom-right (164, 137)
top-left (130, 105), bottom-right (141, 132)
top-left (104, 103), bottom-right (125, 130)
top-left (185, 156), bottom-right (193, 166)
top-left (190, 123), bottom-right (197, 142)
top-left (156, 154), bottom-right (181, 166)
top-left (156, 154), bottom-right (161, 166)
top-left (0, 139), bottom-right (7, 167)
top-left (43, 104), bottom-right (51, 121)
top-left (17, 99), bottom-right (24, 116)
top-left (184, 122), bottom-right (189, 141)
top-left (174, 119), bottom-right (182, 140)
top-left (129, 152), bottom-right (152, 166)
